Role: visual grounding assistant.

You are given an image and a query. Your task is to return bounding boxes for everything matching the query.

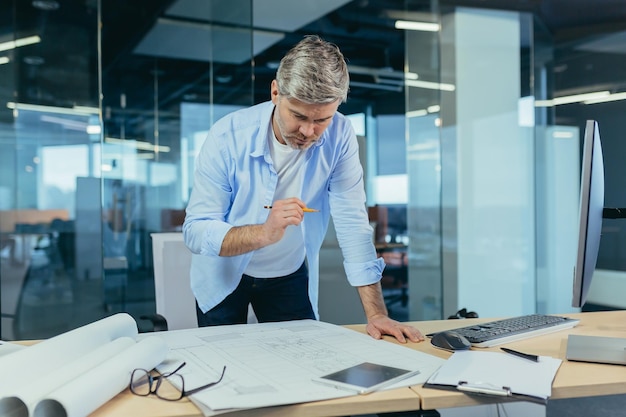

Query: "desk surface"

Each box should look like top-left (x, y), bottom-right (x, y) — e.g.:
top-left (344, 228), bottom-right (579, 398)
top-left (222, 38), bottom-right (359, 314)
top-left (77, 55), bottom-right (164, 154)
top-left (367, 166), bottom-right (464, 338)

top-left (89, 310), bottom-right (626, 416)
top-left (402, 310), bottom-right (626, 410)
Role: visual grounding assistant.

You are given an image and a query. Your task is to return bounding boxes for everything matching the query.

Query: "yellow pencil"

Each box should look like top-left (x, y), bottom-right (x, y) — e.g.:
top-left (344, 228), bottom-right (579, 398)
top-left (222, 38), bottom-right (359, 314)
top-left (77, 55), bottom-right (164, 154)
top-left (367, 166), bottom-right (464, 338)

top-left (263, 205), bottom-right (319, 212)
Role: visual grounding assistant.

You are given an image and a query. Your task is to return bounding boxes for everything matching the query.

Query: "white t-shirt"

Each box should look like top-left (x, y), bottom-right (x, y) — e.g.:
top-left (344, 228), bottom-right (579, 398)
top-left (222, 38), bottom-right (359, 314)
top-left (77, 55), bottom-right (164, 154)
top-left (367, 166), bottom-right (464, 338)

top-left (244, 124), bottom-right (307, 277)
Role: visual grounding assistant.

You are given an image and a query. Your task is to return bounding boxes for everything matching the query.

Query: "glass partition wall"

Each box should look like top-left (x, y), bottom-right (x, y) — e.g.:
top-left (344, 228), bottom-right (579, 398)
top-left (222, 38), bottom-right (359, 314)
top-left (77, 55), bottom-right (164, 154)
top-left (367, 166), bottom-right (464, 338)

top-left (0, 0), bottom-right (101, 339)
top-left (99, 1), bottom-right (254, 327)
top-left (2, 0), bottom-right (626, 340)
top-left (407, 7), bottom-right (544, 320)
top-left (405, 1), bottom-right (626, 320)
top-left (0, 0), bottom-right (254, 339)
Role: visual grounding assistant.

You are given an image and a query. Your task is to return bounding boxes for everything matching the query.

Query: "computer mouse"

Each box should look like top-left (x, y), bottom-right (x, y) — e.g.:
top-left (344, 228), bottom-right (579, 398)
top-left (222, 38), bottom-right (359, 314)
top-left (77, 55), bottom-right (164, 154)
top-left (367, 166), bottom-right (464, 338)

top-left (430, 330), bottom-right (472, 351)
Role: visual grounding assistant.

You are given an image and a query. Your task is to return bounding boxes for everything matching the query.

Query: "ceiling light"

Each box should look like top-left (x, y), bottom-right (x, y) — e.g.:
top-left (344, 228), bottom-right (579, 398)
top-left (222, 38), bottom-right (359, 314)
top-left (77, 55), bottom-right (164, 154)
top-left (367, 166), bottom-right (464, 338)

top-left (73, 105), bottom-right (99, 114)
top-left (535, 91), bottom-right (610, 107)
top-left (105, 137), bottom-right (170, 153)
top-left (39, 115), bottom-right (87, 131)
top-left (0, 35), bottom-right (42, 52)
top-left (395, 20), bottom-right (439, 32)
top-left (23, 55), bottom-right (44, 65)
top-left (350, 81), bottom-right (402, 92)
top-left (0, 57), bottom-right (9, 65)
top-left (552, 131), bottom-right (575, 139)
top-left (32, 0), bottom-right (60, 11)
top-left (86, 124), bottom-right (102, 135)
top-left (406, 79), bottom-right (455, 91)
top-left (584, 92), bottom-right (626, 105)
top-left (7, 102), bottom-right (98, 115)
top-left (406, 109), bottom-right (428, 118)
top-left (348, 65), bottom-right (418, 80)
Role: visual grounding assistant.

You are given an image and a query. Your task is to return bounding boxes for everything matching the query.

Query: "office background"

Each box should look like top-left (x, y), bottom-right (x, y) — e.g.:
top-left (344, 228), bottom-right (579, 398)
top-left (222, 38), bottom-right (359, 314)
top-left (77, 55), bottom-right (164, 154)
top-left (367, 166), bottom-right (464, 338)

top-left (1, 0), bottom-right (625, 341)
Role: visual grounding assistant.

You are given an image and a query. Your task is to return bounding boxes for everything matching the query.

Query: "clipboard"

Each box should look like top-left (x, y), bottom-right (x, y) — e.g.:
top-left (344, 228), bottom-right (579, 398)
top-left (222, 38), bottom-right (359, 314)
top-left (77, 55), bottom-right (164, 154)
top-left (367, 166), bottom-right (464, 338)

top-left (423, 350), bottom-right (562, 404)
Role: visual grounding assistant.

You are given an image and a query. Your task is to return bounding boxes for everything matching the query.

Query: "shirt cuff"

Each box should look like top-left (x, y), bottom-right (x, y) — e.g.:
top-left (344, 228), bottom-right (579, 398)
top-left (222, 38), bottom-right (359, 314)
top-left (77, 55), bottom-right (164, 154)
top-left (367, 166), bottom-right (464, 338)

top-left (344, 257), bottom-right (386, 287)
top-left (201, 221), bottom-right (233, 256)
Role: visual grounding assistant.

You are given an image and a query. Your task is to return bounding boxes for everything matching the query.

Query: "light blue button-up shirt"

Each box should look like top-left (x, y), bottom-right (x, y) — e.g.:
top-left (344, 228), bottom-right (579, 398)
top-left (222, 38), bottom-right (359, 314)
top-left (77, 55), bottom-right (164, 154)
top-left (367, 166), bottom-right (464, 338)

top-left (183, 101), bottom-right (385, 317)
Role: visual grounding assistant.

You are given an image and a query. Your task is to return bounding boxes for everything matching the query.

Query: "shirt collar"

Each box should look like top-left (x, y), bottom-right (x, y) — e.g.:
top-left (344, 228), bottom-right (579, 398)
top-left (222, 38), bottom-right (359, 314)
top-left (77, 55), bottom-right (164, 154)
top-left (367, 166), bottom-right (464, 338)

top-left (250, 100), bottom-right (331, 157)
top-left (250, 101), bottom-right (276, 158)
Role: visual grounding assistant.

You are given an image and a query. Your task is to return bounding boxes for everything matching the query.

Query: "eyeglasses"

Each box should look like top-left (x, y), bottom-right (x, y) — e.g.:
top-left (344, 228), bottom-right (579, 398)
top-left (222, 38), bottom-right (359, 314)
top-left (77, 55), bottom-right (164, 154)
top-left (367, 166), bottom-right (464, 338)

top-left (130, 362), bottom-right (226, 401)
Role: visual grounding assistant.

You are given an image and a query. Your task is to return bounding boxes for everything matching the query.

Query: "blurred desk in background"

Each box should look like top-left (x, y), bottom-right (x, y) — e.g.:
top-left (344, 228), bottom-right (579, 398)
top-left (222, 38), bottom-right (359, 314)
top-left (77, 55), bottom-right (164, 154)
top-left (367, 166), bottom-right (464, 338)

top-left (376, 243), bottom-right (408, 317)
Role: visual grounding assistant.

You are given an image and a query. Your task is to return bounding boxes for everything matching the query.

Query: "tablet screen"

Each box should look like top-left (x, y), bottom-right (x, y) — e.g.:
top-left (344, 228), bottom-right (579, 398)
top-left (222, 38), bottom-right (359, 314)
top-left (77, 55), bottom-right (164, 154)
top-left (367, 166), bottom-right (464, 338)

top-left (315, 362), bottom-right (417, 393)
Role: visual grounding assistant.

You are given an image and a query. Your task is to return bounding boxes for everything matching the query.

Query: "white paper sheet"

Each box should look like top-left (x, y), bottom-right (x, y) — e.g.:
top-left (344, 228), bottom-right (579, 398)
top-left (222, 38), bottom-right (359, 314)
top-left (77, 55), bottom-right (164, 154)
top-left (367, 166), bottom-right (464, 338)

top-left (146, 319), bottom-right (445, 414)
top-left (425, 350), bottom-right (562, 400)
top-left (0, 340), bottom-right (25, 357)
top-left (0, 313), bottom-right (138, 392)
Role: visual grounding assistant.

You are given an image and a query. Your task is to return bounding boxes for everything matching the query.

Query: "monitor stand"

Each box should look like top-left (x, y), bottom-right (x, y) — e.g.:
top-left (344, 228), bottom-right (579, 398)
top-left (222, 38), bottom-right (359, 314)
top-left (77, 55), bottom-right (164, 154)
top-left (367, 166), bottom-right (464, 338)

top-left (566, 334), bottom-right (626, 365)
top-left (603, 208), bottom-right (626, 219)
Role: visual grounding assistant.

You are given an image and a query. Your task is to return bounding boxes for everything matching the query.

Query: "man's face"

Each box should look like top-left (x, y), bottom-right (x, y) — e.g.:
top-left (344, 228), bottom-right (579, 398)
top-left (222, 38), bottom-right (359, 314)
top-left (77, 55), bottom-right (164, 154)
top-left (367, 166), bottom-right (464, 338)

top-left (270, 80), bottom-right (340, 151)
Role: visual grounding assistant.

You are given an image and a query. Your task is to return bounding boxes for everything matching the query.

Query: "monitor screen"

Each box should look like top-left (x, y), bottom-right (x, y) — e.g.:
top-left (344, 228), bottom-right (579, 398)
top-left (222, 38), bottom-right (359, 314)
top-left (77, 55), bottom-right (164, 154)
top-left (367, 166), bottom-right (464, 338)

top-left (572, 120), bottom-right (604, 308)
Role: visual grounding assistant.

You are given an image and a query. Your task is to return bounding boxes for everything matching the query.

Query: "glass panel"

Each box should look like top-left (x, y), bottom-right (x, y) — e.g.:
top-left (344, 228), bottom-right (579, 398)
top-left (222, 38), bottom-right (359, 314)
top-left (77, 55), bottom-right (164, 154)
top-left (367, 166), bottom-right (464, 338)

top-left (0, 0), bottom-right (18, 340)
top-left (0, 0), bottom-right (255, 339)
top-left (405, 1), bottom-right (443, 320)
top-left (546, 6), bottom-right (626, 311)
top-left (406, 5), bottom-right (539, 320)
top-left (1, 0), bottom-right (99, 339)
top-left (4, 1), bottom-right (621, 338)
top-left (100, 1), bottom-right (254, 328)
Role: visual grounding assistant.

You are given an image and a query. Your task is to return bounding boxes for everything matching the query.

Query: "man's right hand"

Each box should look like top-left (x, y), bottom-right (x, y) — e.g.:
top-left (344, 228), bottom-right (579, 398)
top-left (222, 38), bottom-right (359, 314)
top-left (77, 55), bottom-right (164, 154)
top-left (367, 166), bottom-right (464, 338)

top-left (262, 197), bottom-right (307, 244)
top-left (219, 197), bottom-right (307, 256)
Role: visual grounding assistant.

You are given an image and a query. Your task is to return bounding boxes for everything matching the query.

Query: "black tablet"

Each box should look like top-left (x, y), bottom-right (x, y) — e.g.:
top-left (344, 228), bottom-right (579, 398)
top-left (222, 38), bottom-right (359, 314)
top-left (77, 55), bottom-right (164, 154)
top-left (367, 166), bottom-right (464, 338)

top-left (312, 362), bottom-right (420, 394)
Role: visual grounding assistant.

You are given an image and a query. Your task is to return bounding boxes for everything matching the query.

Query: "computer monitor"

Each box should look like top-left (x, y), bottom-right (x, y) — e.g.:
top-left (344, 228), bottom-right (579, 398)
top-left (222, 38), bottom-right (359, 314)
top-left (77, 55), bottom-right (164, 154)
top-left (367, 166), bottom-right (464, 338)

top-left (571, 120), bottom-right (604, 308)
top-left (566, 121), bottom-right (626, 365)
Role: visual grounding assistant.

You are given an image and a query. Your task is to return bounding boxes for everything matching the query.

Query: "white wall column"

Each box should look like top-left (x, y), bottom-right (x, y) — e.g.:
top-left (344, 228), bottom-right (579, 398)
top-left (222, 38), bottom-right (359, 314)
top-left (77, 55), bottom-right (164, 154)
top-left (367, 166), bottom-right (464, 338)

top-left (440, 8), bottom-right (536, 318)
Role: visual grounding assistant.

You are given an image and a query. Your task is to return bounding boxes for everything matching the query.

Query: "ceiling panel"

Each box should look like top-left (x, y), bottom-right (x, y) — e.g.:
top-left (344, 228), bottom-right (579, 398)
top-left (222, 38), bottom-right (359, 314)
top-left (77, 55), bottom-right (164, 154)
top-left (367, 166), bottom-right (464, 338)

top-left (165, 0), bottom-right (251, 26)
top-left (576, 31), bottom-right (626, 54)
top-left (132, 0), bottom-right (352, 65)
top-left (164, 0), bottom-right (352, 32)
top-left (133, 18), bottom-right (284, 64)
top-left (252, 0), bottom-right (352, 32)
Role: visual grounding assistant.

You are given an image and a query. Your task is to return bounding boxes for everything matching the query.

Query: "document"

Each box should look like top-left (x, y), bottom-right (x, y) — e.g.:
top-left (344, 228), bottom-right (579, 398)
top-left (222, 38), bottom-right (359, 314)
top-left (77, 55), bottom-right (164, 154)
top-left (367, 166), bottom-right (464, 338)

top-left (424, 350), bottom-right (562, 404)
top-left (146, 319), bottom-right (446, 415)
top-left (0, 340), bottom-right (25, 357)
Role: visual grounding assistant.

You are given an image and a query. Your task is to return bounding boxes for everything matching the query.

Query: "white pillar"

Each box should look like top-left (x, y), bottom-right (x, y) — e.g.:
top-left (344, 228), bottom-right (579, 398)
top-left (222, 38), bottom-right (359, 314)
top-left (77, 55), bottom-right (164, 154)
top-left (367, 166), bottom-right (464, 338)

top-left (440, 8), bottom-right (536, 317)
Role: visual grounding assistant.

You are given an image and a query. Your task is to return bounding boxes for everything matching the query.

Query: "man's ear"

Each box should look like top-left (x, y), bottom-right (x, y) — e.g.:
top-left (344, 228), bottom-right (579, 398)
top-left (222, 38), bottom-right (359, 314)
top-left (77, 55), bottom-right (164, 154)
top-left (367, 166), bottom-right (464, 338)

top-left (270, 80), bottom-right (279, 104)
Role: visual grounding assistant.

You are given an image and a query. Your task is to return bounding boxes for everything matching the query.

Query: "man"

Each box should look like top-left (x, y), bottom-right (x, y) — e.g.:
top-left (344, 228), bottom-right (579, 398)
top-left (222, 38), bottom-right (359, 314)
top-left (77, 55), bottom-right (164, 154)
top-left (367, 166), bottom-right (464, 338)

top-left (183, 35), bottom-right (423, 343)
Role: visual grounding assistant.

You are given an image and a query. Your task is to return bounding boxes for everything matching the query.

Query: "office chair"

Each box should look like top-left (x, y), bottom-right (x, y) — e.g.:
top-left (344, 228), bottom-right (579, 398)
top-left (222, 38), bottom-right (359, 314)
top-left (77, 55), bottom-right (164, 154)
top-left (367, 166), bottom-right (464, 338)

top-left (147, 233), bottom-right (198, 331)
top-left (146, 232), bottom-right (257, 332)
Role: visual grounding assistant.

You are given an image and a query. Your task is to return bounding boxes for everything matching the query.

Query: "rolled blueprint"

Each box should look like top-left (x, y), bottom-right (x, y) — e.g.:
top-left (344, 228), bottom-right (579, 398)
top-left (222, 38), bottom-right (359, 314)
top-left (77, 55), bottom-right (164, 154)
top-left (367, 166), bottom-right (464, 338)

top-left (0, 337), bottom-right (136, 417)
top-left (32, 336), bottom-right (168, 417)
top-left (0, 313), bottom-right (138, 394)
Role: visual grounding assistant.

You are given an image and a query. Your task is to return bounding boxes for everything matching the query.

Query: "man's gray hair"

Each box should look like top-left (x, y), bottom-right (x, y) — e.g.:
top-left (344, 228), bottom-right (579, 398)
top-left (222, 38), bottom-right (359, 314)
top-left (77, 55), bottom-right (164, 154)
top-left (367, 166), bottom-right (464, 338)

top-left (276, 35), bottom-right (349, 104)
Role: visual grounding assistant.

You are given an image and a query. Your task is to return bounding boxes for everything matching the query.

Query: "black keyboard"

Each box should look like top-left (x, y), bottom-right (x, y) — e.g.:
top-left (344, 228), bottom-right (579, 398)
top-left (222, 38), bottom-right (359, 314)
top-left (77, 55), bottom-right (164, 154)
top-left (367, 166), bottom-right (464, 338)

top-left (449, 314), bottom-right (580, 347)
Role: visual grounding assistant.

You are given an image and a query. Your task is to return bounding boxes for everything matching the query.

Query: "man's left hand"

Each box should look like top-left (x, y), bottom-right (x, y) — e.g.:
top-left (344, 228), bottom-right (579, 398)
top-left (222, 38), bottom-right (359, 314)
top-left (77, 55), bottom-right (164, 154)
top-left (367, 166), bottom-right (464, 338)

top-left (365, 314), bottom-right (425, 343)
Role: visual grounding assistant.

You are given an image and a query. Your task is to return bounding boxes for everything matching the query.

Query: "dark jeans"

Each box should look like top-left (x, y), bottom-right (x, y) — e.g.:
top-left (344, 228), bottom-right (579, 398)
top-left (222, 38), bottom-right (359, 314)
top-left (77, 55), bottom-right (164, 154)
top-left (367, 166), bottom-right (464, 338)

top-left (196, 261), bottom-right (315, 326)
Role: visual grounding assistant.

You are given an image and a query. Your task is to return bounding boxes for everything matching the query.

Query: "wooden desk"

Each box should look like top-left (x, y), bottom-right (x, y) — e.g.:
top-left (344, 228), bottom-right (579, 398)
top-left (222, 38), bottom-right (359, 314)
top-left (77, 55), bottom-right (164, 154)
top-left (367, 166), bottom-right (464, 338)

top-left (1, 234), bottom-right (43, 339)
top-left (91, 381), bottom-right (421, 417)
top-left (400, 310), bottom-right (626, 411)
top-left (86, 311), bottom-right (626, 416)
